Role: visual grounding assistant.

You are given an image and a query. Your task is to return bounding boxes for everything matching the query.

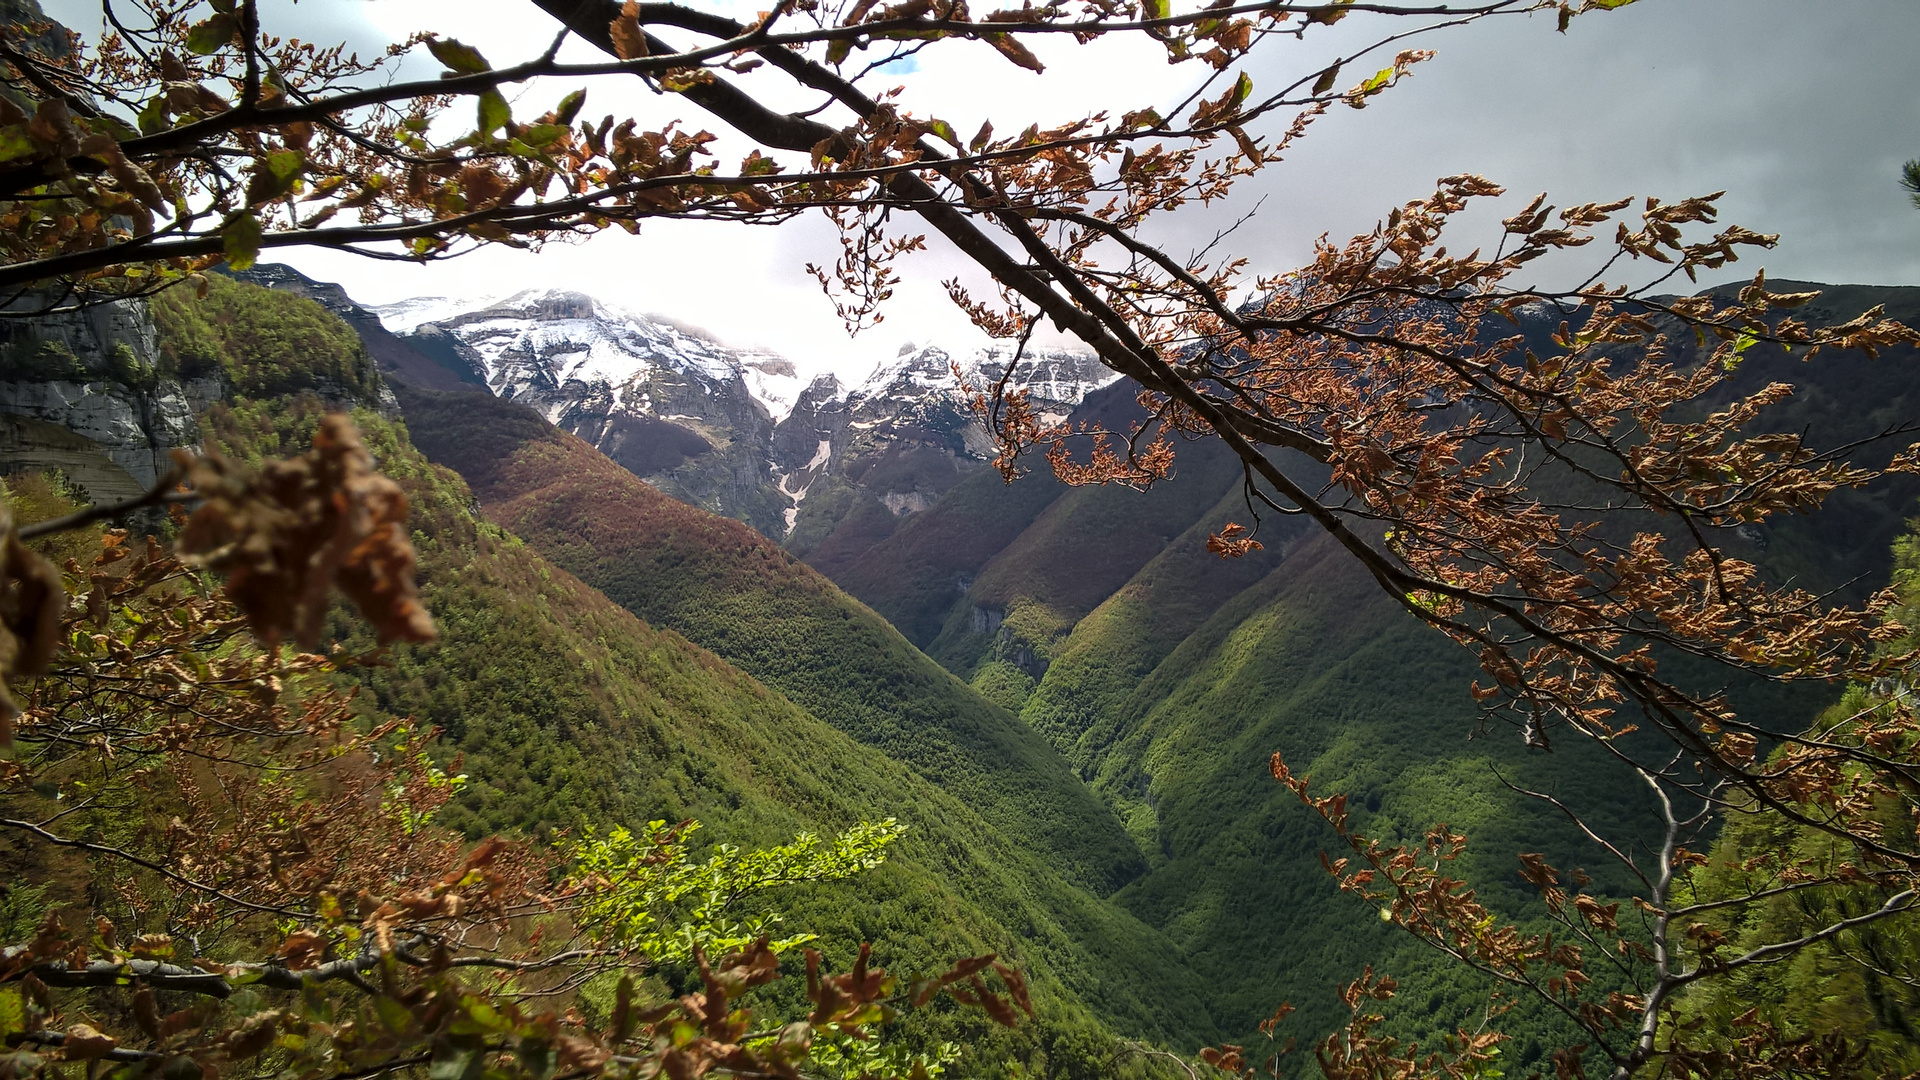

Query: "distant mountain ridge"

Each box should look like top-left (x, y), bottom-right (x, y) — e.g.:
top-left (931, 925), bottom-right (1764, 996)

top-left (363, 284), bottom-right (1119, 544)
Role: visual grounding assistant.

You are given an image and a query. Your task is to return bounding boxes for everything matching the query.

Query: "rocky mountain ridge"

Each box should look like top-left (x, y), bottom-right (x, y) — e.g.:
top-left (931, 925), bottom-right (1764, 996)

top-left (369, 286), bottom-right (1119, 544)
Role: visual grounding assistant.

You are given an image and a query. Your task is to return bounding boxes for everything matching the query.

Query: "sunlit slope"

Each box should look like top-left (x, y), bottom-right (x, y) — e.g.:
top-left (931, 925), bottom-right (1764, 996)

top-left (1061, 529), bottom-right (1659, 1048)
top-left (1017, 477), bottom-right (1309, 764)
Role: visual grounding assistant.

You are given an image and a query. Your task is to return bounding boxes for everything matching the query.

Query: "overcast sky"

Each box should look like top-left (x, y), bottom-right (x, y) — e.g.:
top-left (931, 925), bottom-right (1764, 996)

top-left (46, 0), bottom-right (1920, 382)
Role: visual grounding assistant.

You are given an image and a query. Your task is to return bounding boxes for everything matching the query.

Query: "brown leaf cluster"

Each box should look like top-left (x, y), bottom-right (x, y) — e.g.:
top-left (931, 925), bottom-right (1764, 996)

top-left (176, 413), bottom-right (434, 650)
top-left (0, 503), bottom-right (63, 740)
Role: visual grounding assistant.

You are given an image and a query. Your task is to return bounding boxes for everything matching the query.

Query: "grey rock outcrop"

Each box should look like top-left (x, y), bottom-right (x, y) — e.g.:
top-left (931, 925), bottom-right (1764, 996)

top-left (0, 297), bottom-right (219, 498)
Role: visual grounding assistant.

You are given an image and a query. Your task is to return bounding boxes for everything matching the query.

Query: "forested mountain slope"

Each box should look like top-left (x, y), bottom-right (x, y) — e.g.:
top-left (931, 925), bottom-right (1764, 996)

top-left (800, 281), bottom-right (1920, 1051)
top-left (216, 391), bottom-right (1219, 1058)
top-left (393, 385), bottom-right (1149, 899)
top-left (207, 269), bottom-right (1920, 1063)
top-left (385, 380), bottom-right (1235, 1050)
top-left (2, 278), bottom-right (1228, 1070)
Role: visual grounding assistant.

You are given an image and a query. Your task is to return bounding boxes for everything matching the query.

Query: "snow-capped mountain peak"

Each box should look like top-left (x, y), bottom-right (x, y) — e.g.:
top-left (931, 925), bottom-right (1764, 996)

top-left (388, 289), bottom-right (797, 420)
top-left (379, 286), bottom-right (1124, 542)
top-left (846, 343), bottom-right (1120, 424)
top-left (370, 293), bottom-right (498, 335)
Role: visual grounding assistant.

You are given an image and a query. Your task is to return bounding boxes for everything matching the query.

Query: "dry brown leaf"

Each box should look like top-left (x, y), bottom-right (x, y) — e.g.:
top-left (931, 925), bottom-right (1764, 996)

top-left (610, 0), bottom-right (649, 60)
top-left (0, 504), bottom-right (66, 744)
top-left (177, 414), bottom-right (435, 650)
top-left (61, 1024), bottom-right (119, 1061)
top-left (278, 929), bottom-right (328, 970)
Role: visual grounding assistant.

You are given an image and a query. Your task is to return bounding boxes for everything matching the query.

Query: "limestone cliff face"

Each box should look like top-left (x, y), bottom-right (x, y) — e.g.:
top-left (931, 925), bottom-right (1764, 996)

top-left (3, 281), bottom-right (408, 508)
top-left (0, 298), bottom-right (220, 501)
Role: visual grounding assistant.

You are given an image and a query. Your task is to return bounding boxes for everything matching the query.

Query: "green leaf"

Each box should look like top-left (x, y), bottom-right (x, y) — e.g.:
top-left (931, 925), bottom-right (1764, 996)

top-left (428, 1041), bottom-right (481, 1080)
top-left (185, 13), bottom-right (238, 55)
top-left (1586, 0), bottom-right (1635, 9)
top-left (220, 214), bottom-right (262, 270)
top-left (519, 123), bottom-right (566, 149)
top-left (136, 97), bottom-right (168, 136)
top-left (427, 38), bottom-right (492, 75)
top-left (554, 89), bottom-right (587, 126)
top-left (1231, 71), bottom-right (1253, 105)
top-left (0, 126), bottom-right (36, 164)
top-left (1311, 61), bottom-right (1341, 95)
top-left (1360, 65), bottom-right (1394, 93)
top-left (374, 996), bottom-right (413, 1035)
top-left (1141, 0), bottom-right (1168, 20)
top-left (477, 90), bottom-right (511, 137)
top-left (265, 149), bottom-right (304, 182)
top-left (0, 986), bottom-right (23, 1039)
top-left (927, 119), bottom-right (959, 148)
top-left (460, 999), bottom-right (507, 1033)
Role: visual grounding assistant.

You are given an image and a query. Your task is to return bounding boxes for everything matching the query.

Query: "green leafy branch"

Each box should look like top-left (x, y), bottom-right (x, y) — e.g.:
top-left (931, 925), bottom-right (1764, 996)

top-left (569, 819), bottom-right (905, 965)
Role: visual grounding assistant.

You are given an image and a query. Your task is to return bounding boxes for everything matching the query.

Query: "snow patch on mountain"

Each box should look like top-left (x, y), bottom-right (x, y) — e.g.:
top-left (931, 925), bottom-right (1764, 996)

top-left (845, 343), bottom-right (1120, 422)
top-left (377, 285), bottom-right (1122, 543)
top-left (371, 294), bottom-right (497, 335)
top-left (739, 351), bottom-right (804, 424)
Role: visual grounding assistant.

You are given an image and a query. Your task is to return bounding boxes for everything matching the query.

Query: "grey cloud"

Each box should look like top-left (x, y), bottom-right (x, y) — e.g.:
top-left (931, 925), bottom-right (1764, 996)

top-left (1223, 0), bottom-right (1920, 287)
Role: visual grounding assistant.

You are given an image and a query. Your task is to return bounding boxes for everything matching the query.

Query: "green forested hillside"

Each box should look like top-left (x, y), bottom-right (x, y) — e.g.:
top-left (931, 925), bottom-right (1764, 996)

top-left (132, 281), bottom-right (1221, 1070)
top-left (150, 274), bottom-right (383, 399)
top-left (394, 387), bottom-right (1146, 898)
top-left (1668, 521), bottom-right (1920, 1076)
top-left (1067, 529), bottom-right (1661, 1053)
top-left (168, 273), bottom-right (1920, 1072)
top-left (386, 384), bottom-right (1226, 1049)
top-left (791, 282), bottom-right (1920, 1059)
